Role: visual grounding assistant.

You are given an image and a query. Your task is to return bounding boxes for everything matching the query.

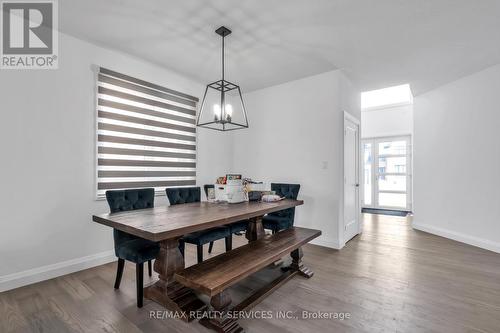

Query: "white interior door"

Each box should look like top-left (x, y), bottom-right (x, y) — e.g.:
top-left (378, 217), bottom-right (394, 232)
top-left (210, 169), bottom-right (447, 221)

top-left (344, 116), bottom-right (360, 243)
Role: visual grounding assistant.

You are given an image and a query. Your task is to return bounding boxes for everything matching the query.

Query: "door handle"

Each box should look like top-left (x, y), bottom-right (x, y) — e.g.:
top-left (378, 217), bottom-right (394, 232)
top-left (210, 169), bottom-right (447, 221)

top-left (355, 184), bottom-right (359, 187)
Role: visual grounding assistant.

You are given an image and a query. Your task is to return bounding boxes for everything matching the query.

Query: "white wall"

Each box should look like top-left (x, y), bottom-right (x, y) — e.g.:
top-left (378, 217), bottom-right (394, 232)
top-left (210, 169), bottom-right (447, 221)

top-left (0, 33), bottom-right (232, 290)
top-left (361, 104), bottom-right (413, 138)
top-left (232, 70), bottom-right (360, 249)
top-left (413, 64), bottom-right (500, 253)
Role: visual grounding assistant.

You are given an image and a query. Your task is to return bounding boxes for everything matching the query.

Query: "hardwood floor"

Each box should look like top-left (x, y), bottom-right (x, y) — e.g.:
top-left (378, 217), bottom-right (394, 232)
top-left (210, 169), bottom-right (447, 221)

top-left (2, 214), bottom-right (500, 332)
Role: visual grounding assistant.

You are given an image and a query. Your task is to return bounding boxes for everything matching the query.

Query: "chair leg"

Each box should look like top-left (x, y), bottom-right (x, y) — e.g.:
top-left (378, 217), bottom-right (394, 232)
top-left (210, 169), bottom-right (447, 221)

top-left (136, 263), bottom-right (144, 308)
top-left (225, 235), bottom-right (232, 252)
top-left (272, 229), bottom-right (277, 235)
top-left (197, 244), bottom-right (203, 263)
top-left (114, 258), bottom-right (125, 289)
top-left (148, 260), bottom-right (152, 277)
top-left (208, 241), bottom-right (214, 253)
top-left (179, 239), bottom-right (185, 258)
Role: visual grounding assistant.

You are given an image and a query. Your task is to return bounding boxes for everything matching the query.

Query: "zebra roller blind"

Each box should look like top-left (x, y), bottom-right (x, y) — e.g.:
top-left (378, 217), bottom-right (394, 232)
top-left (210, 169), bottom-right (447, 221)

top-left (96, 67), bottom-right (198, 197)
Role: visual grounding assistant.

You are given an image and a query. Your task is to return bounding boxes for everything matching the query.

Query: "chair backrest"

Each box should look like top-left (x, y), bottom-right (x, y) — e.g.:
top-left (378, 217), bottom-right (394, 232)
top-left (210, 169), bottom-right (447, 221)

top-left (203, 184), bottom-right (215, 200)
top-left (270, 183), bottom-right (301, 222)
top-left (166, 187), bottom-right (201, 205)
top-left (105, 188), bottom-right (155, 248)
top-left (106, 188), bottom-right (155, 213)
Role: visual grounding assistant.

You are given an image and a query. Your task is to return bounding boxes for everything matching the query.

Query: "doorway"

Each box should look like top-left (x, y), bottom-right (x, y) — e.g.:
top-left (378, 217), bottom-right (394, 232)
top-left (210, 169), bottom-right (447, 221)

top-left (343, 112), bottom-right (361, 244)
top-left (362, 135), bottom-right (412, 211)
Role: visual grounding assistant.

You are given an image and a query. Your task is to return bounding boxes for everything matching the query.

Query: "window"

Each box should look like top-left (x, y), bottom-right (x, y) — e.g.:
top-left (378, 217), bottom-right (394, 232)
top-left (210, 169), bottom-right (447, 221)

top-left (361, 84), bottom-right (413, 110)
top-left (362, 135), bottom-right (412, 210)
top-left (96, 67), bottom-right (198, 198)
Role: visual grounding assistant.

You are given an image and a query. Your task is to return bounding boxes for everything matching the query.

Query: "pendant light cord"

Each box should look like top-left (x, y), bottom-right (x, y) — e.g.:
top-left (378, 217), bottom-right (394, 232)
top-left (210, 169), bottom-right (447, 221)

top-left (221, 33), bottom-right (225, 130)
top-left (221, 34), bottom-right (225, 82)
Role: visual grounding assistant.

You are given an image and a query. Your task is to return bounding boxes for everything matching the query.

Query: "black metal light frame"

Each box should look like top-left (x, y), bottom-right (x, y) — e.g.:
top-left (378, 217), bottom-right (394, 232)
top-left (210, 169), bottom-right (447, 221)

top-left (196, 26), bottom-right (249, 131)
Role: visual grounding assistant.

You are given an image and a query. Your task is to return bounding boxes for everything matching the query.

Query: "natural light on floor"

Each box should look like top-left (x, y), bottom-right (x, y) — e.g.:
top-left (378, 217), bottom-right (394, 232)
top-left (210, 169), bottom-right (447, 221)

top-left (361, 84), bottom-right (413, 110)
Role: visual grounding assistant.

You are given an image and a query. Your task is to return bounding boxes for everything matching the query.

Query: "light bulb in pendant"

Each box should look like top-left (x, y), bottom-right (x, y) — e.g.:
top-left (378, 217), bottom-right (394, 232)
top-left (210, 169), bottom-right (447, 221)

top-left (213, 104), bottom-right (221, 122)
top-left (225, 104), bottom-right (233, 122)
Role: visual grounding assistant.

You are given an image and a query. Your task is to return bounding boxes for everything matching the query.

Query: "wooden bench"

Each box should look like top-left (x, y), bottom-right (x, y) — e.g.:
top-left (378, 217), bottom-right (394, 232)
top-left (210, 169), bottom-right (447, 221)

top-left (175, 227), bottom-right (321, 333)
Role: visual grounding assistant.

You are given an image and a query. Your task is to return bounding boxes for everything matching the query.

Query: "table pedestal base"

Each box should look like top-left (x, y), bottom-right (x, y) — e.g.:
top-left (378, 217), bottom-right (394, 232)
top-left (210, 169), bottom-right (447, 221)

top-left (145, 281), bottom-right (206, 322)
top-left (144, 237), bottom-right (206, 322)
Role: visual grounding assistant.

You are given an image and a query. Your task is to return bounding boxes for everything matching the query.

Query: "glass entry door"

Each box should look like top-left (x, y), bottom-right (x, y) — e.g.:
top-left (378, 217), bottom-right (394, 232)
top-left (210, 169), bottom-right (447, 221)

top-left (362, 136), bottom-right (412, 211)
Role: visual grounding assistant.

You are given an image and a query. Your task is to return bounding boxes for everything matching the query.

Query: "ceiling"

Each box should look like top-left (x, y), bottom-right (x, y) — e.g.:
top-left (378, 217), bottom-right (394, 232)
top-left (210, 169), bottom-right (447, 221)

top-left (59, 0), bottom-right (500, 95)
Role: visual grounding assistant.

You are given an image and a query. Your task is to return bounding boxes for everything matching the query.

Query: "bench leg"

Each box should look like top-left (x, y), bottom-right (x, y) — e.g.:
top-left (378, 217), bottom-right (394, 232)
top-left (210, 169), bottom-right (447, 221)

top-left (245, 216), bottom-right (265, 242)
top-left (282, 247), bottom-right (314, 278)
top-left (144, 237), bottom-right (206, 321)
top-left (200, 290), bottom-right (243, 333)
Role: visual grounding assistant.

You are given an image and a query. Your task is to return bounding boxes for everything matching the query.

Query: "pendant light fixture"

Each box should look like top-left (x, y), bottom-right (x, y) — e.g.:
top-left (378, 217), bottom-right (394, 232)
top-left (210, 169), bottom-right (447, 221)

top-left (196, 26), bottom-right (249, 131)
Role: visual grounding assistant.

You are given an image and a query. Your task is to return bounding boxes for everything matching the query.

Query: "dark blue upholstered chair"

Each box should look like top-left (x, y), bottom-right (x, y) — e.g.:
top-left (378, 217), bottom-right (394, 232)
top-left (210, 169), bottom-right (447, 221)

top-left (105, 188), bottom-right (159, 308)
top-left (166, 187), bottom-right (232, 263)
top-left (203, 184), bottom-right (215, 199)
top-left (263, 183), bottom-right (301, 234)
top-left (203, 185), bottom-right (248, 253)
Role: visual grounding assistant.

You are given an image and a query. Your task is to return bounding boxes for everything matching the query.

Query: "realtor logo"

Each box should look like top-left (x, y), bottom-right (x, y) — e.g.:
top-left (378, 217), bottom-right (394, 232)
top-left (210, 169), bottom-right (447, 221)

top-left (1, 0), bottom-right (58, 69)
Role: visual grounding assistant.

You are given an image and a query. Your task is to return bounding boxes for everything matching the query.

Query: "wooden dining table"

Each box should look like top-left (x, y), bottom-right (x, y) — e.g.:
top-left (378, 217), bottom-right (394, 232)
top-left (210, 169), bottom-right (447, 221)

top-left (92, 199), bottom-right (305, 320)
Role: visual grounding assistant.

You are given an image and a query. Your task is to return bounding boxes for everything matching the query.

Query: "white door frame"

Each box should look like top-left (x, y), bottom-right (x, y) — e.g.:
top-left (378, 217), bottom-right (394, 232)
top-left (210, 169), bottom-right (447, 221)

top-left (340, 111), bottom-right (362, 248)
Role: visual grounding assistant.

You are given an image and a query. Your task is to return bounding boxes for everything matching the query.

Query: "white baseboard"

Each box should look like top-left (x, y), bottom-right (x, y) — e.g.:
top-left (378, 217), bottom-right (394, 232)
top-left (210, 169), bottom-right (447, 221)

top-left (412, 222), bottom-right (500, 254)
top-left (309, 237), bottom-right (343, 250)
top-left (0, 250), bottom-right (116, 292)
